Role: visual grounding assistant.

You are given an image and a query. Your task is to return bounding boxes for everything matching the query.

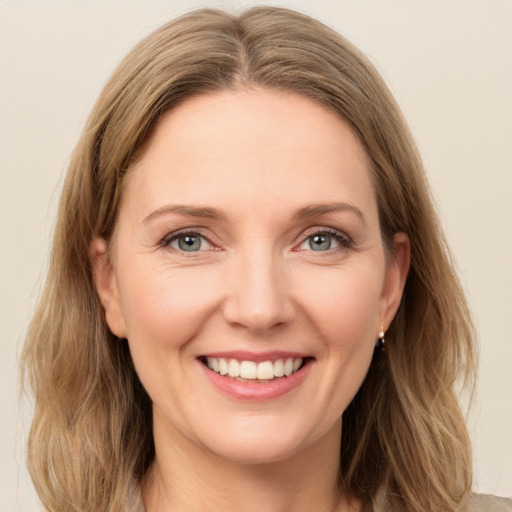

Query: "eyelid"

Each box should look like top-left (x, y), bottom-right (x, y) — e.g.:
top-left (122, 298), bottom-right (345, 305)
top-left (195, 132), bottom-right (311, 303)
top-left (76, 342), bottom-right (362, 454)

top-left (160, 228), bottom-right (218, 250)
top-left (294, 226), bottom-right (352, 251)
top-left (158, 226), bottom-right (352, 252)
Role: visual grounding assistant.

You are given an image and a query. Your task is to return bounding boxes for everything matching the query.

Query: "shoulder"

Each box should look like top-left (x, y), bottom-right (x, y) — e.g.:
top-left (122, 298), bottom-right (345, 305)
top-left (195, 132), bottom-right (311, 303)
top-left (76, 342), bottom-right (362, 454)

top-left (373, 489), bottom-right (512, 512)
top-left (463, 494), bottom-right (512, 512)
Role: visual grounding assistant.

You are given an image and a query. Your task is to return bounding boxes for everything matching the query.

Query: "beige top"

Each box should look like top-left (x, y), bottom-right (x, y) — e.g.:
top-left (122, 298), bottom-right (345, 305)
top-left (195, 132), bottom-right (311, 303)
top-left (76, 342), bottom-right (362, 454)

top-left (371, 487), bottom-right (512, 512)
top-left (464, 494), bottom-right (512, 512)
top-left (127, 490), bottom-right (512, 512)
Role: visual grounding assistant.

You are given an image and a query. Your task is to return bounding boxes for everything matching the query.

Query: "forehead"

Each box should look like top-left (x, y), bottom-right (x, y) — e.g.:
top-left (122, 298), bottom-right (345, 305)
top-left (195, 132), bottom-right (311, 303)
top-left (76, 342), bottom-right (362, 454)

top-left (122, 89), bottom-right (377, 221)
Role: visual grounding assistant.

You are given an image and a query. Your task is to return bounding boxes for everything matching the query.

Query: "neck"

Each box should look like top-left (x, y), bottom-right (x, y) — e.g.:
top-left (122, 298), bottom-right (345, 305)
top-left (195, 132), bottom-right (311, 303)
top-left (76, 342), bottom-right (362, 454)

top-left (143, 414), bottom-right (358, 512)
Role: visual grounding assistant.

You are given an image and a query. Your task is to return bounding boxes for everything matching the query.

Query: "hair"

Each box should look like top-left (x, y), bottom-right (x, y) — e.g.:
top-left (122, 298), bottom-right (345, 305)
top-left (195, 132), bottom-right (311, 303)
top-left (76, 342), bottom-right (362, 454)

top-left (22, 6), bottom-right (476, 512)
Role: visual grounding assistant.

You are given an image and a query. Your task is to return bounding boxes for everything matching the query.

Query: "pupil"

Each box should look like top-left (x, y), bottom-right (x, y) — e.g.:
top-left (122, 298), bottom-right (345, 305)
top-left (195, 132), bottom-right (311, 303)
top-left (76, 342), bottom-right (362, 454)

top-left (179, 235), bottom-right (201, 251)
top-left (310, 234), bottom-right (331, 251)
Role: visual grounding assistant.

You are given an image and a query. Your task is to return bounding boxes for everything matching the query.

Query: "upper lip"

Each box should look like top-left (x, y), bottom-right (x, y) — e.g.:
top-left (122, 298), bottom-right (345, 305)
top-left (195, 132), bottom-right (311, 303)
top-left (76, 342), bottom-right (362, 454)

top-left (199, 350), bottom-right (312, 363)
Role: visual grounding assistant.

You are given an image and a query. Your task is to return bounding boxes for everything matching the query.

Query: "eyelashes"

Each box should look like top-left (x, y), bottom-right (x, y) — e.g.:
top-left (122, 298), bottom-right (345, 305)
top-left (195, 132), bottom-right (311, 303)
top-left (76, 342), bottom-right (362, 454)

top-left (160, 226), bottom-right (353, 255)
top-left (160, 229), bottom-right (215, 252)
top-left (295, 227), bottom-right (352, 252)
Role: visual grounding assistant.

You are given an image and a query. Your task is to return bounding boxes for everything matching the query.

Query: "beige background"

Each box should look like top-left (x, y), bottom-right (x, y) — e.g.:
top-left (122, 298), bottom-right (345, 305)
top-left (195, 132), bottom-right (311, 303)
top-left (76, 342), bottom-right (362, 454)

top-left (1, 1), bottom-right (511, 510)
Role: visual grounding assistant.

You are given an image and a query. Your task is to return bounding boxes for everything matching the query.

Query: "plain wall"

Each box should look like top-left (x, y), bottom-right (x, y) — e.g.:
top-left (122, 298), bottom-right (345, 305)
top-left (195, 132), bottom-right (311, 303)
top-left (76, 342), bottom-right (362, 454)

top-left (1, 1), bottom-right (511, 510)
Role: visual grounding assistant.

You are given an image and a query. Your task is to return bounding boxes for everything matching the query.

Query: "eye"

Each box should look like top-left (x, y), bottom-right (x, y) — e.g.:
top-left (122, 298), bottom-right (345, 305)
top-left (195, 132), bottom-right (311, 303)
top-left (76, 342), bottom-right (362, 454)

top-left (163, 231), bottom-right (214, 252)
top-left (297, 229), bottom-right (351, 252)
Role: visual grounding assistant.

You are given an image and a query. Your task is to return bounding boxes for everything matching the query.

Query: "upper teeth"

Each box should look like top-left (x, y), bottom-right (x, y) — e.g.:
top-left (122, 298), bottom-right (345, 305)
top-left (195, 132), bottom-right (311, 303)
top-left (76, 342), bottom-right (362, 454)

top-left (206, 357), bottom-right (303, 380)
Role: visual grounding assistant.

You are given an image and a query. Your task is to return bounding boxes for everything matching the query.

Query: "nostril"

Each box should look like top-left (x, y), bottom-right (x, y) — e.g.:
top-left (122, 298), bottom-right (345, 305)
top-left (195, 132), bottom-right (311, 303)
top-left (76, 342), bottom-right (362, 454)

top-left (222, 302), bottom-right (295, 333)
top-left (221, 267), bottom-right (295, 331)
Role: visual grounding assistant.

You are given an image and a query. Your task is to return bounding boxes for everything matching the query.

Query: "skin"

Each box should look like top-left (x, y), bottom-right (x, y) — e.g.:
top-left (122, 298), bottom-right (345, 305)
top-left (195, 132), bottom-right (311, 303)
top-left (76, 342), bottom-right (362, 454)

top-left (92, 89), bottom-right (410, 512)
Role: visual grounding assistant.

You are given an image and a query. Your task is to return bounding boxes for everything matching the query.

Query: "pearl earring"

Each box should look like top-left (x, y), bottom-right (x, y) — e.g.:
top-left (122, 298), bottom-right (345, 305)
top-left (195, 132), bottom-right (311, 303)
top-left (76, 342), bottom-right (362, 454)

top-left (376, 327), bottom-right (385, 350)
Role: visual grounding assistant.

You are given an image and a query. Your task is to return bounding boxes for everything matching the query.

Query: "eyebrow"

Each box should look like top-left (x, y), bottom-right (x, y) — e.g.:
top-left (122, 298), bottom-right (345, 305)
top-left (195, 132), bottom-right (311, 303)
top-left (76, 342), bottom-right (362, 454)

top-left (143, 201), bottom-right (366, 225)
top-left (292, 202), bottom-right (366, 225)
top-left (143, 204), bottom-right (226, 224)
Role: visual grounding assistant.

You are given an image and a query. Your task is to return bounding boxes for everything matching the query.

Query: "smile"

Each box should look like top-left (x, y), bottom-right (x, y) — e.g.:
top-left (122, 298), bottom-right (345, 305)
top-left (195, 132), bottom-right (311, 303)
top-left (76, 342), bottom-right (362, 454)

top-left (199, 352), bottom-right (313, 400)
top-left (205, 357), bottom-right (304, 380)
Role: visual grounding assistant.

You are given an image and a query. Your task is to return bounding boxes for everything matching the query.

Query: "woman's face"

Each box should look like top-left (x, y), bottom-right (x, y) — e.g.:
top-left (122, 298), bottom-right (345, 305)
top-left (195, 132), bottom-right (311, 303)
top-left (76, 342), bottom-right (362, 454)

top-left (93, 89), bottom-right (409, 464)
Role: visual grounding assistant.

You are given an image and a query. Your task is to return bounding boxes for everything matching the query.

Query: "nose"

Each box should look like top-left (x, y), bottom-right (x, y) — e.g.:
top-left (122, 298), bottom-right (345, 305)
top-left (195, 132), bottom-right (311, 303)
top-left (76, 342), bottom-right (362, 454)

top-left (222, 249), bottom-right (295, 333)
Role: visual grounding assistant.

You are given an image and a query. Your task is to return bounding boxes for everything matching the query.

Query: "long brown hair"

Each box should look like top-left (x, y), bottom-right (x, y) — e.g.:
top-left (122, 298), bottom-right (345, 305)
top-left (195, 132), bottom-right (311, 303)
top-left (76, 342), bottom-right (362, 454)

top-left (23, 7), bottom-right (476, 511)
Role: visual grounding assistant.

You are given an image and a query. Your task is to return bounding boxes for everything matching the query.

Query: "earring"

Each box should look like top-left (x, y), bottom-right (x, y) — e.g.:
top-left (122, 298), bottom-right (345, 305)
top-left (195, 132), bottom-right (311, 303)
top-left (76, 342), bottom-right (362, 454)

top-left (376, 328), bottom-right (385, 350)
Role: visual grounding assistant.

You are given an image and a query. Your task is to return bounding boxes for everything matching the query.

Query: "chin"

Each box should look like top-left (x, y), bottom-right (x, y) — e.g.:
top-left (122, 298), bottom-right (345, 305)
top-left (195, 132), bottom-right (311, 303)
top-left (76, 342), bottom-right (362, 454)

top-left (209, 437), bottom-right (304, 466)
top-left (194, 415), bottom-right (328, 466)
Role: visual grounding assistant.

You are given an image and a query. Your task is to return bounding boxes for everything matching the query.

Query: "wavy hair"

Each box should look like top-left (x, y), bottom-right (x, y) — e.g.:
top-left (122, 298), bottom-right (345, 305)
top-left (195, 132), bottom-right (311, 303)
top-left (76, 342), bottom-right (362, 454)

top-left (22, 6), bottom-right (476, 511)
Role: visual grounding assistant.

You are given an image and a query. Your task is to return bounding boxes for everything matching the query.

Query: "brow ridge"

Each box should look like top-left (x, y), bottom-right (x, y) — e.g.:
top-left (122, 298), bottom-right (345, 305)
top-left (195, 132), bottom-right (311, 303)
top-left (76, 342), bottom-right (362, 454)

top-left (143, 204), bottom-right (225, 224)
top-left (293, 202), bottom-right (366, 225)
top-left (143, 202), bottom-right (365, 225)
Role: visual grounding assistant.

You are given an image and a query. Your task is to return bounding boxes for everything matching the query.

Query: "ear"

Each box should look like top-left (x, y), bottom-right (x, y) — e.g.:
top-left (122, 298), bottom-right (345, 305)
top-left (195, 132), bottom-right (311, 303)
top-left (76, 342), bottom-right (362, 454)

top-left (379, 232), bottom-right (411, 330)
top-left (90, 237), bottom-right (127, 338)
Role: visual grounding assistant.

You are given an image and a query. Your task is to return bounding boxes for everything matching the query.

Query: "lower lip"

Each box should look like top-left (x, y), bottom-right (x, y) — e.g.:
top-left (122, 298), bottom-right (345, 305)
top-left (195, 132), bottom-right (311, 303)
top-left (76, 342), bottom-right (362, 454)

top-left (200, 360), bottom-right (312, 401)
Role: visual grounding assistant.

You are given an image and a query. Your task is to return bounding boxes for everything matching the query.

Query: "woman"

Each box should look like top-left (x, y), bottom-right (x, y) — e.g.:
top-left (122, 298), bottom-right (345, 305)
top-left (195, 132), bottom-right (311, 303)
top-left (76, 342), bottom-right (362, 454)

top-left (22, 6), bottom-right (511, 512)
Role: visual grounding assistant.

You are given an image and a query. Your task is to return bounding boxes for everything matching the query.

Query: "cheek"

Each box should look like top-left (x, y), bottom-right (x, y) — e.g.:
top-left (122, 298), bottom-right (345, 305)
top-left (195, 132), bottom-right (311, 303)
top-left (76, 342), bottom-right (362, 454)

top-left (117, 260), bottom-right (224, 352)
top-left (297, 264), bottom-right (384, 347)
top-left (117, 262), bottom-right (226, 412)
top-left (300, 266), bottom-right (383, 412)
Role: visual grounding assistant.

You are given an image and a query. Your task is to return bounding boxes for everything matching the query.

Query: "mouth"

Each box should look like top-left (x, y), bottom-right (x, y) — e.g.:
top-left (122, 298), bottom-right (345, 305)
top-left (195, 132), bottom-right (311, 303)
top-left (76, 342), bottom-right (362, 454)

top-left (197, 352), bottom-right (313, 400)
top-left (200, 355), bottom-right (309, 382)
